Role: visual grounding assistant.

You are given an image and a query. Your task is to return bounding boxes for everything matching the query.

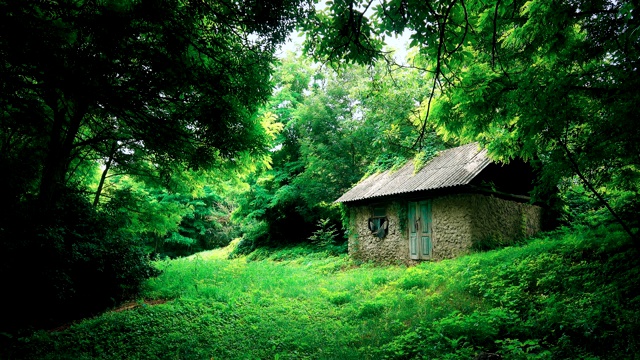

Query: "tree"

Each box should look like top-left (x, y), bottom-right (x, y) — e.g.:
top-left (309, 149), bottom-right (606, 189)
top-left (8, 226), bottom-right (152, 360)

top-left (0, 0), bottom-right (312, 331)
top-left (302, 0), bottom-right (640, 241)
top-left (0, 0), bottom-right (312, 210)
top-left (235, 52), bottom-right (447, 246)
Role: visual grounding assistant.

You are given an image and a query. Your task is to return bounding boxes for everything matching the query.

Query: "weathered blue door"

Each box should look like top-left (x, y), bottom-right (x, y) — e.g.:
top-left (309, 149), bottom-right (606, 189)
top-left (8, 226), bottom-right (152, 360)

top-left (408, 200), bottom-right (432, 260)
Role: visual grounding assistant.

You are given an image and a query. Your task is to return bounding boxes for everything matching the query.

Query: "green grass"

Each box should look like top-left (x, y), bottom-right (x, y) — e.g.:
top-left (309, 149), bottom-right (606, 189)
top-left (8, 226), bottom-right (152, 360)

top-left (2, 225), bottom-right (639, 359)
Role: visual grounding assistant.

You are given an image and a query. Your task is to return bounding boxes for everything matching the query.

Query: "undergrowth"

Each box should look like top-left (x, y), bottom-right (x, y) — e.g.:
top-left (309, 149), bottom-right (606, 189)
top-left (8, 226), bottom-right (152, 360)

top-left (2, 225), bottom-right (638, 359)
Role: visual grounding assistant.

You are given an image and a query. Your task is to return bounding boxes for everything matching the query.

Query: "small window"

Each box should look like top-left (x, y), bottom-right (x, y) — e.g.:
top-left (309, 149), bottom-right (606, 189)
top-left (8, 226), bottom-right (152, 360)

top-left (368, 207), bottom-right (388, 238)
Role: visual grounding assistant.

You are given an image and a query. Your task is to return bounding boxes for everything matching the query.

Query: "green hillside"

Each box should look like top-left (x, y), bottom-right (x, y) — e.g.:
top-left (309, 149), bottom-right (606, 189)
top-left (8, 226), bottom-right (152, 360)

top-left (3, 225), bottom-right (638, 359)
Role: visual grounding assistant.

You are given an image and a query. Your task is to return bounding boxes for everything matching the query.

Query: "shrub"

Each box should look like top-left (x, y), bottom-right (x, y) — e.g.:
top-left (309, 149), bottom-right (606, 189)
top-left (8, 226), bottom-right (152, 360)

top-left (308, 218), bottom-right (339, 247)
top-left (377, 226), bottom-right (640, 359)
top-left (357, 300), bottom-right (387, 319)
top-left (0, 191), bottom-right (159, 332)
top-left (328, 292), bottom-right (352, 306)
top-left (227, 220), bottom-right (268, 259)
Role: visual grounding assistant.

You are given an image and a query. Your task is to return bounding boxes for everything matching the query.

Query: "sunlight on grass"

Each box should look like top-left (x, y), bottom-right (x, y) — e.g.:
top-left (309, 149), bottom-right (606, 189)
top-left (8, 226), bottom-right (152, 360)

top-left (186, 237), bottom-right (242, 261)
top-left (5, 225), bottom-right (639, 359)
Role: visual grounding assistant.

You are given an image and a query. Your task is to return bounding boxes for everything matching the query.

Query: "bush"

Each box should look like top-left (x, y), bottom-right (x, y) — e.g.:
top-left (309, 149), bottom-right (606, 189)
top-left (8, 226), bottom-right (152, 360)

top-left (377, 226), bottom-right (640, 359)
top-left (308, 218), bottom-right (339, 247)
top-left (0, 191), bottom-right (159, 333)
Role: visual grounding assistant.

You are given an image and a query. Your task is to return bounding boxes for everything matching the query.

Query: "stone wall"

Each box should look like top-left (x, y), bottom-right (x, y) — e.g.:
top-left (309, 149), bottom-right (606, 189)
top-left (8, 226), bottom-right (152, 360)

top-left (466, 193), bottom-right (543, 246)
top-left (431, 195), bottom-right (474, 260)
top-left (347, 192), bottom-right (542, 264)
top-left (348, 202), bottom-right (411, 265)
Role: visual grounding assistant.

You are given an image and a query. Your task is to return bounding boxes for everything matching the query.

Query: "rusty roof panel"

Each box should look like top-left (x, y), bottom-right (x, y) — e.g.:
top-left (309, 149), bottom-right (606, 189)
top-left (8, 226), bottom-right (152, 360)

top-left (335, 143), bottom-right (492, 203)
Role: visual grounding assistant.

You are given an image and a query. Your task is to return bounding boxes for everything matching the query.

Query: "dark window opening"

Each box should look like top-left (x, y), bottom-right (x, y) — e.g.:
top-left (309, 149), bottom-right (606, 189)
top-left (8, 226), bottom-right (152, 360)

top-left (368, 207), bottom-right (388, 238)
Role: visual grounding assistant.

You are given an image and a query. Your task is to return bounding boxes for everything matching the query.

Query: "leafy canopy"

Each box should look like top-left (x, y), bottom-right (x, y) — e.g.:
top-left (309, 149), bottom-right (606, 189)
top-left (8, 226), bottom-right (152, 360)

top-left (0, 0), bottom-right (313, 331)
top-left (301, 0), bottom-right (640, 239)
top-left (0, 0), bottom-right (312, 208)
top-left (235, 52), bottom-right (448, 246)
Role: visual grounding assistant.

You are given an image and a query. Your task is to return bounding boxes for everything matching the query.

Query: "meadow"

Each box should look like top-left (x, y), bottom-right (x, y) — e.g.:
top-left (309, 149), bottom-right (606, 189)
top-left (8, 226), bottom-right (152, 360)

top-left (3, 225), bottom-right (638, 359)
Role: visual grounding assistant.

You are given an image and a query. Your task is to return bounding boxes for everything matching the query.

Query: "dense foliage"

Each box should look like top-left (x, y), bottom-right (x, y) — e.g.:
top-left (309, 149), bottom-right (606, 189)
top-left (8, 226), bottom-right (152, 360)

top-left (233, 53), bottom-right (449, 251)
top-left (2, 226), bottom-right (637, 359)
top-left (1, 1), bottom-right (638, 353)
top-left (0, 191), bottom-right (160, 332)
top-left (0, 0), bottom-right (311, 331)
top-left (302, 0), bottom-right (640, 241)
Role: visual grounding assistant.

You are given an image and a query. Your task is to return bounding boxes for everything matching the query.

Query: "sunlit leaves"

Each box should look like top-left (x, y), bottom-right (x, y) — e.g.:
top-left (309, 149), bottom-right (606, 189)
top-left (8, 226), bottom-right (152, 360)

top-left (308, 0), bottom-right (640, 236)
top-left (301, 0), bottom-right (385, 66)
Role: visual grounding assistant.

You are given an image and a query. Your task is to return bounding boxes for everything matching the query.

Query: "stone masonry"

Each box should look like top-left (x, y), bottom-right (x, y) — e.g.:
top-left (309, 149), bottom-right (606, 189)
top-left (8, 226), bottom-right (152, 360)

top-left (347, 193), bottom-right (542, 264)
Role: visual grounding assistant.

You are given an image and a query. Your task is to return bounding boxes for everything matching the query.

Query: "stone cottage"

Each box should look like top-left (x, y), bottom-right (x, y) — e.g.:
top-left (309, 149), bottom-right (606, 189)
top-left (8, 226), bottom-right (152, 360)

top-left (335, 143), bottom-right (543, 264)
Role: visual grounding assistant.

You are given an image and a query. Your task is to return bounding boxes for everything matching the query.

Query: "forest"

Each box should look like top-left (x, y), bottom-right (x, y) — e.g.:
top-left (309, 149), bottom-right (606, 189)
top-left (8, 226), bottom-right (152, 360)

top-left (0, 0), bottom-right (638, 358)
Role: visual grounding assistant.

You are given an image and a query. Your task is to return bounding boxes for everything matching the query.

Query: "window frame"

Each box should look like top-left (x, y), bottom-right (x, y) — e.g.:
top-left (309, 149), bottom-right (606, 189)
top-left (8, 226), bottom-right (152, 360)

top-left (368, 206), bottom-right (388, 238)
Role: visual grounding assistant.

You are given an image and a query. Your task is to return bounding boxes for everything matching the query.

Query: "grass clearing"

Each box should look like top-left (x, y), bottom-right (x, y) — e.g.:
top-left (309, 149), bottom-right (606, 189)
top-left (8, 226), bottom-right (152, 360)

top-left (2, 225), bottom-right (638, 359)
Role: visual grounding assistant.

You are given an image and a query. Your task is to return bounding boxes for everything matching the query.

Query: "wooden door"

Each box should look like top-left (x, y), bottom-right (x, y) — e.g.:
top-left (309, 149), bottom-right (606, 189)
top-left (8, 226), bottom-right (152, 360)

top-left (408, 200), bottom-right (432, 260)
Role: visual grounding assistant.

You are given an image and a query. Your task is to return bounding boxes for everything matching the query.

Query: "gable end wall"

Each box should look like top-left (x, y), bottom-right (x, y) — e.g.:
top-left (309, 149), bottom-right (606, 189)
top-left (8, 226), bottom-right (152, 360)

top-left (466, 193), bottom-right (543, 245)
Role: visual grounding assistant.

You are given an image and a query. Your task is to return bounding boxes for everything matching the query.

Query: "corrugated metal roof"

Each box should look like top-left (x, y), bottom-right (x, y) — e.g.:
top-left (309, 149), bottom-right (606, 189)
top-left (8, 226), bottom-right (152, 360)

top-left (335, 143), bottom-right (491, 203)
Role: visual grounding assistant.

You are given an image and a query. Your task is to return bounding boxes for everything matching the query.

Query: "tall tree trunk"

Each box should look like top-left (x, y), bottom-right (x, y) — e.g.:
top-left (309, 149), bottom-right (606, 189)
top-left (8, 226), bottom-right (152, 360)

top-left (38, 99), bottom-right (87, 209)
top-left (93, 141), bottom-right (118, 207)
top-left (38, 112), bottom-right (66, 208)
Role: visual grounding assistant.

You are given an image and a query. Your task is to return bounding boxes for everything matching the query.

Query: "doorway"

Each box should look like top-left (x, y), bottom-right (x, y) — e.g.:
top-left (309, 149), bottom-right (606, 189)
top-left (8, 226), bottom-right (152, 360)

top-left (408, 200), bottom-right (432, 260)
